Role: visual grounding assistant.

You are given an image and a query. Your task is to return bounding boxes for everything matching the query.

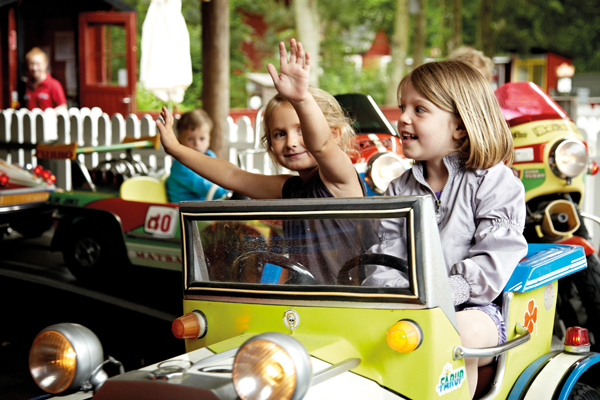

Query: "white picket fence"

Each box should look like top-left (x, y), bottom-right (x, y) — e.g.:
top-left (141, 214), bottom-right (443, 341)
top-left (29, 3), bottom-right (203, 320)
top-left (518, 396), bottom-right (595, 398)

top-left (0, 107), bottom-right (277, 191)
top-left (2, 103), bottom-right (600, 199)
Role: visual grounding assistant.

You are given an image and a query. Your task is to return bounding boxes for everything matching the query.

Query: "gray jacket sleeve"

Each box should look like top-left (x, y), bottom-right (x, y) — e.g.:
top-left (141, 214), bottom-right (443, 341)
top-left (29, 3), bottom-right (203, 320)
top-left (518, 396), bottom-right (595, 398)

top-left (448, 166), bottom-right (528, 305)
top-left (361, 179), bottom-right (410, 288)
top-left (362, 163), bottom-right (528, 306)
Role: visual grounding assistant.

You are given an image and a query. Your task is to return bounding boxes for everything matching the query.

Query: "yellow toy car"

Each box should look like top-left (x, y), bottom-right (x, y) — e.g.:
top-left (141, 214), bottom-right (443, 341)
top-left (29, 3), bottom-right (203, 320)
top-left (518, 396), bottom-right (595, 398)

top-left (496, 82), bottom-right (600, 351)
top-left (28, 196), bottom-right (600, 399)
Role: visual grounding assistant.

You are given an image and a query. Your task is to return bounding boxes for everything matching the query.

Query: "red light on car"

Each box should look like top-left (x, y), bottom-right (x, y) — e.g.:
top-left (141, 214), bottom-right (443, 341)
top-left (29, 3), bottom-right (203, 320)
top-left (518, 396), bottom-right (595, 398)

top-left (41, 170), bottom-right (51, 180)
top-left (172, 311), bottom-right (207, 340)
top-left (564, 326), bottom-right (591, 353)
top-left (0, 173), bottom-right (8, 187)
top-left (33, 165), bottom-right (44, 176)
top-left (565, 326), bottom-right (590, 346)
top-left (588, 160), bottom-right (599, 176)
top-left (49, 174), bottom-right (57, 183)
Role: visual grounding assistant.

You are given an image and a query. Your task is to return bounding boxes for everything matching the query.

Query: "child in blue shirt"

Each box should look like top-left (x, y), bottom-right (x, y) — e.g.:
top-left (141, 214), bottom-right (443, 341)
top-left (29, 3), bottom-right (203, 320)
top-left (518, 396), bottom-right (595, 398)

top-left (166, 109), bottom-right (228, 203)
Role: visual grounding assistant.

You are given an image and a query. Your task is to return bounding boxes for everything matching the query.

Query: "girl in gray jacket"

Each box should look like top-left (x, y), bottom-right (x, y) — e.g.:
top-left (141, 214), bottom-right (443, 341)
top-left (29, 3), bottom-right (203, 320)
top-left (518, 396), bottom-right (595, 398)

top-left (363, 60), bottom-right (528, 398)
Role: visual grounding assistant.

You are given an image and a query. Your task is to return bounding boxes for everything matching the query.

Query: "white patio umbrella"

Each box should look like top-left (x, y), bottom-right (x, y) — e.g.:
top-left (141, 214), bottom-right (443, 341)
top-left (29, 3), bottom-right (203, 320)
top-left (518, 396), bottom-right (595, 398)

top-left (140, 0), bottom-right (192, 105)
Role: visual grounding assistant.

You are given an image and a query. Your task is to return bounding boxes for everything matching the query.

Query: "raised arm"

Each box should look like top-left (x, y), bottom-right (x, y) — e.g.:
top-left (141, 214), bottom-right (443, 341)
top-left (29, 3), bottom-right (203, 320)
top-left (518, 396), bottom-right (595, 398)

top-left (266, 39), bottom-right (362, 198)
top-left (156, 107), bottom-right (290, 199)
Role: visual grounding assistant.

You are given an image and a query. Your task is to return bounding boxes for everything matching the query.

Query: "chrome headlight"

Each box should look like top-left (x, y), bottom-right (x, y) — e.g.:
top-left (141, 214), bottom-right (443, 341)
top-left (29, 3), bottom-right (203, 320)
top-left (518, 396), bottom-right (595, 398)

top-left (549, 138), bottom-right (588, 179)
top-left (29, 323), bottom-right (107, 394)
top-left (365, 152), bottom-right (406, 194)
top-left (232, 332), bottom-right (312, 400)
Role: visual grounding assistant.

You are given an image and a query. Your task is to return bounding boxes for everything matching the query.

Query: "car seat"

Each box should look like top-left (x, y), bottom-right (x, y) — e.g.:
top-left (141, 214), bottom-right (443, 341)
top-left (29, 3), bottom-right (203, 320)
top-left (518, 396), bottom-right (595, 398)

top-left (120, 176), bottom-right (168, 204)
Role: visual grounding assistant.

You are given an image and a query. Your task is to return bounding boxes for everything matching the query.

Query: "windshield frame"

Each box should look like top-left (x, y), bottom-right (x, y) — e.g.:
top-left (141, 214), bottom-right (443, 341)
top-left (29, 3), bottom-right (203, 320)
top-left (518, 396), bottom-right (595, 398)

top-left (179, 196), bottom-right (444, 306)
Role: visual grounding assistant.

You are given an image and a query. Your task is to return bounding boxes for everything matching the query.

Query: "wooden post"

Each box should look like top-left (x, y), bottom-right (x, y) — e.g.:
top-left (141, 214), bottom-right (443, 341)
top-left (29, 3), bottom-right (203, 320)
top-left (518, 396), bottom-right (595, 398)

top-left (293, 0), bottom-right (320, 87)
top-left (385, 0), bottom-right (408, 106)
top-left (8, 7), bottom-right (17, 109)
top-left (452, 0), bottom-right (462, 52)
top-left (479, 0), bottom-right (494, 58)
top-left (413, 0), bottom-right (427, 68)
top-left (201, 0), bottom-right (230, 160)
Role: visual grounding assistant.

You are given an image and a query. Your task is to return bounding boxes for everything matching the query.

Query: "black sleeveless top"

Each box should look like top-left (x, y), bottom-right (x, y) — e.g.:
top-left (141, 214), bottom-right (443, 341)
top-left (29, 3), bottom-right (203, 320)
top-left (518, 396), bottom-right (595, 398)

top-left (281, 172), bottom-right (378, 284)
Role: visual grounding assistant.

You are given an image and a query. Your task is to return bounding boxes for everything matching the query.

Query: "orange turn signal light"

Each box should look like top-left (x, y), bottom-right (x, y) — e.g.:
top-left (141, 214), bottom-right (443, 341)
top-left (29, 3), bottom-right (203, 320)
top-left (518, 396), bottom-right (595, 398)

top-left (588, 160), bottom-right (599, 176)
top-left (387, 319), bottom-right (422, 353)
top-left (172, 311), bottom-right (207, 340)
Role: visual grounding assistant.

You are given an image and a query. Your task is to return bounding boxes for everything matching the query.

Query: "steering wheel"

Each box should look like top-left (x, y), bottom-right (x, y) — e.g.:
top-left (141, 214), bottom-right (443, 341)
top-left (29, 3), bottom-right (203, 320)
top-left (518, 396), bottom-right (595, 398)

top-left (337, 254), bottom-right (408, 286)
top-left (231, 251), bottom-right (317, 285)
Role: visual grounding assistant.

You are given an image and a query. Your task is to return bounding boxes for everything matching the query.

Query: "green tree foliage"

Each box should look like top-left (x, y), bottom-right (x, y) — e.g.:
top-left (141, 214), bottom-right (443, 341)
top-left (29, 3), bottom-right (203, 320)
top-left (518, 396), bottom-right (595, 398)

top-left (317, 0), bottom-right (398, 102)
top-left (493, 0), bottom-right (600, 73)
top-left (125, 0), bottom-right (599, 111)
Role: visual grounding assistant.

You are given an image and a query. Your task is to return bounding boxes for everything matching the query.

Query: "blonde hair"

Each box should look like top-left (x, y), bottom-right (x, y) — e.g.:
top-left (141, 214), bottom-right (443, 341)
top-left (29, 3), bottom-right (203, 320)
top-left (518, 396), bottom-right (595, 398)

top-left (176, 109), bottom-right (213, 139)
top-left (25, 47), bottom-right (48, 65)
top-left (261, 87), bottom-right (356, 165)
top-left (398, 60), bottom-right (513, 169)
top-left (447, 46), bottom-right (494, 83)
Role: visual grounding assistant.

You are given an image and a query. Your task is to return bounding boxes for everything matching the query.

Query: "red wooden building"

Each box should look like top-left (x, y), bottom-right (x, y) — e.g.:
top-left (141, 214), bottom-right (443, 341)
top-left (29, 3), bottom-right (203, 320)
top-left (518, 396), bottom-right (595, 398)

top-left (0, 0), bottom-right (137, 116)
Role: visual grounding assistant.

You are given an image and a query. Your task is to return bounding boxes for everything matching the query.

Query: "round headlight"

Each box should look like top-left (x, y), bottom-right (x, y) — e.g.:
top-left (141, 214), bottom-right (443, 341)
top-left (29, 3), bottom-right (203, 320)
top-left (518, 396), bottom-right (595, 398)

top-left (550, 138), bottom-right (588, 179)
top-left (232, 332), bottom-right (312, 400)
top-left (29, 323), bottom-right (106, 394)
top-left (366, 152), bottom-right (406, 194)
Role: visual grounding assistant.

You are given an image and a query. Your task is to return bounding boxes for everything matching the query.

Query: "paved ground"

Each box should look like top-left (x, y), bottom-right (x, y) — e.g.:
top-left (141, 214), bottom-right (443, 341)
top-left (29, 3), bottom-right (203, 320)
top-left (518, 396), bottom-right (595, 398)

top-left (0, 229), bottom-right (185, 400)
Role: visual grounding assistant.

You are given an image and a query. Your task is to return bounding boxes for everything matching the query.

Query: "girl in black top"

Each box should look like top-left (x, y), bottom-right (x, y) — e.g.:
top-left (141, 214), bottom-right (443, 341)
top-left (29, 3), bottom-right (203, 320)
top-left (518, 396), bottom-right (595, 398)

top-left (158, 39), bottom-right (375, 283)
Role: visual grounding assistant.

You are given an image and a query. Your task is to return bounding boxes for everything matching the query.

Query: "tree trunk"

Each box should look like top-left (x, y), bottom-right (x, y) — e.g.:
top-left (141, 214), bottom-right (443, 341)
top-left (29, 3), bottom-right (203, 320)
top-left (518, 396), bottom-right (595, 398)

top-left (441, 0), bottom-right (451, 56)
top-left (479, 0), bottom-right (494, 57)
top-left (293, 0), bottom-right (320, 87)
top-left (385, 0), bottom-right (409, 105)
top-left (201, 0), bottom-right (230, 160)
top-left (413, 0), bottom-right (427, 68)
top-left (451, 0), bottom-right (462, 53)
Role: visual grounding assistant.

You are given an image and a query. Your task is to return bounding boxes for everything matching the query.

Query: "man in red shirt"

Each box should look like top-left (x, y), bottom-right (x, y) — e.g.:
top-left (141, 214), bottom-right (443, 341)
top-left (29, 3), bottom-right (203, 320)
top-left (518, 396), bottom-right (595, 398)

top-left (23, 47), bottom-right (67, 112)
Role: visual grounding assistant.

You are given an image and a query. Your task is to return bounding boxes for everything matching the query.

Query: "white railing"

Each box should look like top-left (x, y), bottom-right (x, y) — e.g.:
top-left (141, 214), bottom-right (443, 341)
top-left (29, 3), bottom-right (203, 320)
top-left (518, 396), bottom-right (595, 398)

top-left (578, 100), bottom-right (600, 241)
top-left (0, 107), bottom-right (277, 191)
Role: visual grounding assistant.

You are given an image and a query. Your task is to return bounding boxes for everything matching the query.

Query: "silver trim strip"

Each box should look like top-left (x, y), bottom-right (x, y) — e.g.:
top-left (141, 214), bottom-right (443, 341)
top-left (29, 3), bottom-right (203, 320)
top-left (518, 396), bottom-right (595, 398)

top-left (453, 323), bottom-right (530, 360)
top-left (312, 358), bottom-right (361, 386)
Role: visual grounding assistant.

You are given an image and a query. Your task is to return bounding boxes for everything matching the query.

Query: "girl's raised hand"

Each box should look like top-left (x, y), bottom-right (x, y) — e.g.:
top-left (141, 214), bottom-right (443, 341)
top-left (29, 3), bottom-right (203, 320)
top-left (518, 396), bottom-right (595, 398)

top-left (267, 39), bottom-right (310, 103)
top-left (156, 106), bottom-right (180, 156)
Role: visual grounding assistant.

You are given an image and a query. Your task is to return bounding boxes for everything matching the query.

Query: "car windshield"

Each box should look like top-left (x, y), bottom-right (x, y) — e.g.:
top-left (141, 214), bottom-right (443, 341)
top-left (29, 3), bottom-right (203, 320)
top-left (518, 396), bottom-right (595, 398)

top-left (180, 196), bottom-right (445, 305)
